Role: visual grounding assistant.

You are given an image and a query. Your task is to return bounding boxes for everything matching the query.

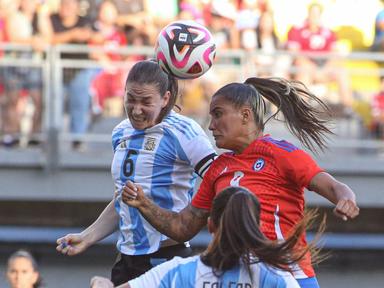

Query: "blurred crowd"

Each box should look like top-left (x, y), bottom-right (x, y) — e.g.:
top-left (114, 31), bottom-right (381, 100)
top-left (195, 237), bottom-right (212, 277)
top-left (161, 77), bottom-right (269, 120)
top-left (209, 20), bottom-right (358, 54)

top-left (1, 0), bottom-right (384, 150)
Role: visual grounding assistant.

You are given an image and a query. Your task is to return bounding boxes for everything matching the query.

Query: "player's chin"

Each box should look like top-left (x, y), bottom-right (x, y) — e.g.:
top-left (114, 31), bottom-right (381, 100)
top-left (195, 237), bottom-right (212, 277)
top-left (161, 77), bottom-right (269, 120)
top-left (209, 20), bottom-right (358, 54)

top-left (215, 140), bottom-right (226, 149)
top-left (216, 140), bottom-right (232, 151)
top-left (131, 120), bottom-right (149, 130)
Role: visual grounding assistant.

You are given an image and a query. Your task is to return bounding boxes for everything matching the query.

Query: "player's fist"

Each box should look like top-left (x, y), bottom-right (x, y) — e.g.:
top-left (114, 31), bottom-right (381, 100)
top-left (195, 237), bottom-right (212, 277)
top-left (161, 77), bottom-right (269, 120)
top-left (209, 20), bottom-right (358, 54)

top-left (122, 180), bottom-right (147, 209)
top-left (56, 233), bottom-right (89, 256)
top-left (333, 198), bottom-right (359, 221)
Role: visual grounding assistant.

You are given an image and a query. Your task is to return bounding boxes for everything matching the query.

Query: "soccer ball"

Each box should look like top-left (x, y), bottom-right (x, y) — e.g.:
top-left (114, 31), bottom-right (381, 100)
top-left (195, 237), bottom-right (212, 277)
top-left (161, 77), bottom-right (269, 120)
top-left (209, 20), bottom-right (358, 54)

top-left (155, 20), bottom-right (216, 79)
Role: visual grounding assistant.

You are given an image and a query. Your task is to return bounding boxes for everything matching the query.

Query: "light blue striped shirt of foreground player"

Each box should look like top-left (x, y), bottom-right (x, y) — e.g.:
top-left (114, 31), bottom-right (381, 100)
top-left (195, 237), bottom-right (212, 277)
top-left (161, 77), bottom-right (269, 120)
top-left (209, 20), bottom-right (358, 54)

top-left (128, 255), bottom-right (301, 288)
top-left (111, 111), bottom-right (216, 256)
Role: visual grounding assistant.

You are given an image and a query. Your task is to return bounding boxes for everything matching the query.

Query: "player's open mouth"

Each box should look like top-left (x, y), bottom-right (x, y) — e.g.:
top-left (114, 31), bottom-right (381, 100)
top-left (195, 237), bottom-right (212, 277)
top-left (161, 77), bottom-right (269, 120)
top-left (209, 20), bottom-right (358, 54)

top-left (131, 117), bottom-right (145, 122)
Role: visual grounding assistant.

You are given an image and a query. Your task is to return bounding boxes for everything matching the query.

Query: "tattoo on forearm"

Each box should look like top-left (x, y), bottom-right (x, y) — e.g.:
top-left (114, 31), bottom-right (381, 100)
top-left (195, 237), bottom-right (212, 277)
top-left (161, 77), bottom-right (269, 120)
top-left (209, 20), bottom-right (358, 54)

top-left (143, 204), bottom-right (174, 233)
top-left (140, 204), bottom-right (209, 242)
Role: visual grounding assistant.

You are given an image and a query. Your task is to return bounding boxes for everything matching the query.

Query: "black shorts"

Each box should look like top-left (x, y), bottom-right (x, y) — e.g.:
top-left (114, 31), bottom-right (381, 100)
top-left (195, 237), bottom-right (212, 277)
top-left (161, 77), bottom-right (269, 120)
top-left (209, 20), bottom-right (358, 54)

top-left (111, 243), bottom-right (193, 286)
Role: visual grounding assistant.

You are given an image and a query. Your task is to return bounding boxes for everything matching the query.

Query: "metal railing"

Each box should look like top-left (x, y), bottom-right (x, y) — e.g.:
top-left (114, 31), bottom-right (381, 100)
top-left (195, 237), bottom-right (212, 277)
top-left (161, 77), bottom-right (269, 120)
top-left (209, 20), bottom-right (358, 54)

top-left (1, 43), bottom-right (384, 169)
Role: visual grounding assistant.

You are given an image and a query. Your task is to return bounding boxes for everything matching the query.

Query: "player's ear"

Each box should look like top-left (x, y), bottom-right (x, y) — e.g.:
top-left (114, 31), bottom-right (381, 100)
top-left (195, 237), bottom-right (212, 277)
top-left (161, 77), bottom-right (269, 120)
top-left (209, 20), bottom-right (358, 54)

top-left (161, 91), bottom-right (171, 108)
top-left (240, 107), bottom-right (252, 124)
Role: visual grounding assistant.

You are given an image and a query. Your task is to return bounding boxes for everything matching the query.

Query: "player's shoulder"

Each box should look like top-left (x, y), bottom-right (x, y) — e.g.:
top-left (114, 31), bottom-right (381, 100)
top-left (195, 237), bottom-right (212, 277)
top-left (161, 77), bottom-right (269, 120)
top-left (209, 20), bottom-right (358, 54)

top-left (158, 255), bottom-right (200, 272)
top-left (260, 136), bottom-right (301, 153)
top-left (204, 152), bottom-right (232, 174)
top-left (256, 263), bottom-right (300, 287)
top-left (163, 111), bottom-right (206, 138)
top-left (112, 119), bottom-right (131, 133)
top-left (111, 119), bottom-right (134, 149)
top-left (165, 110), bottom-right (199, 125)
top-left (172, 255), bottom-right (200, 265)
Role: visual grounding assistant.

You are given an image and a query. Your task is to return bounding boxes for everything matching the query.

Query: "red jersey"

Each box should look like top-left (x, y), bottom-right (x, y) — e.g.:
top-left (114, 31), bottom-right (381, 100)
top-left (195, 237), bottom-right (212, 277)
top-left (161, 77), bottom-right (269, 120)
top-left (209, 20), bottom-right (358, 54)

top-left (90, 23), bottom-right (127, 61)
top-left (192, 135), bottom-right (323, 278)
top-left (287, 22), bottom-right (337, 53)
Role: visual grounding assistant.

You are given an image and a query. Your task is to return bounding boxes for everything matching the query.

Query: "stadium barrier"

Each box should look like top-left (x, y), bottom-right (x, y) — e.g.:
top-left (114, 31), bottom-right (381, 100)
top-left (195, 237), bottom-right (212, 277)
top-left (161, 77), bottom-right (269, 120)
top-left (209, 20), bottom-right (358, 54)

top-left (1, 44), bottom-right (384, 249)
top-left (1, 43), bottom-right (384, 170)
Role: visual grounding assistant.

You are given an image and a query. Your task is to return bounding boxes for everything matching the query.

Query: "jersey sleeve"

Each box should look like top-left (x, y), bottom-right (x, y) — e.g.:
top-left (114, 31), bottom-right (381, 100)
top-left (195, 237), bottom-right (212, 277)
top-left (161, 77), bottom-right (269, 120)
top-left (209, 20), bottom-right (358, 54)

top-left (128, 257), bottom-right (181, 288)
top-left (277, 148), bottom-right (323, 189)
top-left (177, 120), bottom-right (217, 178)
top-left (191, 159), bottom-right (218, 211)
top-left (111, 120), bottom-right (127, 152)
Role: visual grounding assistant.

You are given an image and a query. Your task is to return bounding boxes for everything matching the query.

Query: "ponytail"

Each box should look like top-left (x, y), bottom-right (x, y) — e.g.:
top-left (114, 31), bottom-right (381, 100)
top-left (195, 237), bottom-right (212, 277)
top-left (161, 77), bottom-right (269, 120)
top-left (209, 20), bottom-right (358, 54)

top-left (244, 77), bottom-right (332, 151)
top-left (158, 72), bottom-right (179, 121)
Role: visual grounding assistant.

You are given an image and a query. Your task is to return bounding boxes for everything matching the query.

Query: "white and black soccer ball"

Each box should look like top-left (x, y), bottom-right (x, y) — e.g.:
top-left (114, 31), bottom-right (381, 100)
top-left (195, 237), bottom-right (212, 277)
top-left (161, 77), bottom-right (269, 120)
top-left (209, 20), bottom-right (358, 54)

top-left (155, 20), bottom-right (216, 79)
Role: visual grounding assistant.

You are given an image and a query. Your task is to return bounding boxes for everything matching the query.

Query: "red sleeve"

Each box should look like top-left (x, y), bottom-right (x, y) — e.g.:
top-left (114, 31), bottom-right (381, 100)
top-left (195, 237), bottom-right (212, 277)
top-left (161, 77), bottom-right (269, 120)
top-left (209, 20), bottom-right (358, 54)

top-left (191, 161), bottom-right (217, 211)
top-left (277, 148), bottom-right (323, 189)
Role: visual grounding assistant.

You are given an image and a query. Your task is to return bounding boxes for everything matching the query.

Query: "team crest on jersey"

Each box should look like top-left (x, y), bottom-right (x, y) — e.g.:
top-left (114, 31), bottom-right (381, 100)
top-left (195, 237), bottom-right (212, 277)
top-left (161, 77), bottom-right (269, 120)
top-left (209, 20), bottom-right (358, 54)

top-left (144, 137), bottom-right (157, 151)
top-left (253, 158), bottom-right (265, 171)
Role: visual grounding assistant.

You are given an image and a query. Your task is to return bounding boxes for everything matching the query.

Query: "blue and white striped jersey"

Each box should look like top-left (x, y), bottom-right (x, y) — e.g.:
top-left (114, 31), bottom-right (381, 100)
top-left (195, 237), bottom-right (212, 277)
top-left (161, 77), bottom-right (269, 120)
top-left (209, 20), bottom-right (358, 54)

top-left (128, 255), bottom-right (301, 288)
top-left (111, 111), bottom-right (216, 255)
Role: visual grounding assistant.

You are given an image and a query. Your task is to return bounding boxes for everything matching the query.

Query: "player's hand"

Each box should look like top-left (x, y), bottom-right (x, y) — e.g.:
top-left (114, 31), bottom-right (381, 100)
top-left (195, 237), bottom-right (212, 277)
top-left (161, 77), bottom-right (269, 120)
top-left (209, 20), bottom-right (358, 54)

top-left (56, 233), bottom-right (90, 256)
top-left (333, 198), bottom-right (359, 221)
top-left (122, 180), bottom-right (148, 209)
top-left (90, 276), bottom-right (114, 288)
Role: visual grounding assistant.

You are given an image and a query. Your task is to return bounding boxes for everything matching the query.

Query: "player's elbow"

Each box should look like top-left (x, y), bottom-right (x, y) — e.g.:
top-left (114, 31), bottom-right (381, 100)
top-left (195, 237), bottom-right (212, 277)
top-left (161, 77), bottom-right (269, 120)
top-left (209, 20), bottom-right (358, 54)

top-left (171, 229), bottom-right (197, 243)
top-left (171, 235), bottom-right (191, 243)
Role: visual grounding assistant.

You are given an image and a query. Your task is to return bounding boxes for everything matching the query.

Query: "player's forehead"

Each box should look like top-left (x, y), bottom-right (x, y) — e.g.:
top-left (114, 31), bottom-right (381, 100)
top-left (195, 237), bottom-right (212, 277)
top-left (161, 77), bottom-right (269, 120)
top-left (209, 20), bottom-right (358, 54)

top-left (209, 95), bottom-right (236, 113)
top-left (125, 82), bottom-right (160, 99)
top-left (8, 257), bottom-right (34, 269)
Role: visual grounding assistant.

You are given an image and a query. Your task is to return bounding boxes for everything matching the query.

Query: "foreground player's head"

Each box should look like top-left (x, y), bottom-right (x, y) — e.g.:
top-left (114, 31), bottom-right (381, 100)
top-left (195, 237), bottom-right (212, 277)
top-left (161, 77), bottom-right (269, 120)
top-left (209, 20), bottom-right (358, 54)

top-left (209, 77), bottom-right (332, 152)
top-left (124, 60), bottom-right (179, 129)
top-left (6, 250), bottom-right (42, 288)
top-left (202, 186), bottom-right (321, 274)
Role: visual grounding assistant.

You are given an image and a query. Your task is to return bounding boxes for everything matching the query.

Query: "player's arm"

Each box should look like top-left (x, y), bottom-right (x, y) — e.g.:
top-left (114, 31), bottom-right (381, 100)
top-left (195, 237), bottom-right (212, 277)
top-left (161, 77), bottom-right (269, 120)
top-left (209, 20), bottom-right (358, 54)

top-left (56, 197), bottom-right (119, 255)
top-left (308, 172), bottom-right (359, 220)
top-left (194, 152), bottom-right (217, 178)
top-left (122, 181), bottom-right (209, 242)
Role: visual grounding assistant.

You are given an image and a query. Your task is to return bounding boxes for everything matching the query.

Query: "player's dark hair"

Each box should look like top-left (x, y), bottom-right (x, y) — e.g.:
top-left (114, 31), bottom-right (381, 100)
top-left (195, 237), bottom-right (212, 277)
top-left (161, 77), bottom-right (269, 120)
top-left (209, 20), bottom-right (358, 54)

top-left (200, 186), bottom-right (324, 276)
top-left (212, 78), bottom-right (332, 151)
top-left (7, 250), bottom-right (43, 288)
top-left (125, 60), bottom-right (179, 122)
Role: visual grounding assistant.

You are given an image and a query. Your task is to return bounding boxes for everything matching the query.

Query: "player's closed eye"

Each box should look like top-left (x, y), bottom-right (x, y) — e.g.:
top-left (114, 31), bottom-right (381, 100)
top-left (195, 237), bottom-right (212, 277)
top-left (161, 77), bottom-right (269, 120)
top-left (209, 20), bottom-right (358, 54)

top-left (212, 111), bottom-right (221, 118)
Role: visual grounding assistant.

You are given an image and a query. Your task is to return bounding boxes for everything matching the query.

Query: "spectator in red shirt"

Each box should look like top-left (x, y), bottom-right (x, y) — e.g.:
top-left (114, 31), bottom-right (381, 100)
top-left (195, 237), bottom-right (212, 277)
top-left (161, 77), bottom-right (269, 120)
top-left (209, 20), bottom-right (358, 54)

top-left (89, 0), bottom-right (127, 117)
top-left (287, 2), bottom-right (352, 107)
top-left (121, 77), bottom-right (359, 288)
